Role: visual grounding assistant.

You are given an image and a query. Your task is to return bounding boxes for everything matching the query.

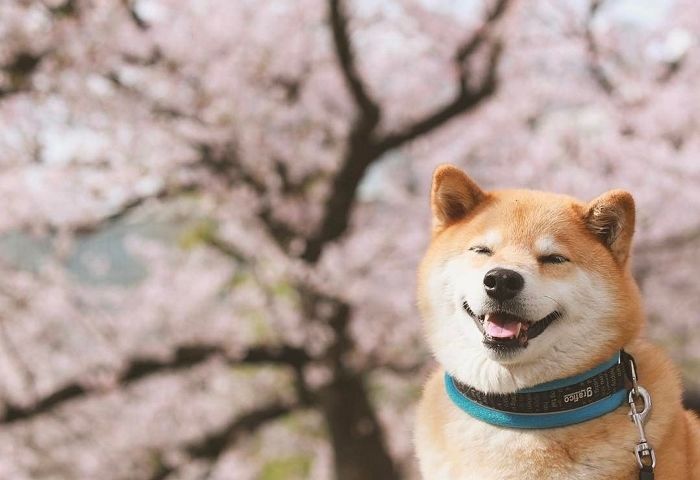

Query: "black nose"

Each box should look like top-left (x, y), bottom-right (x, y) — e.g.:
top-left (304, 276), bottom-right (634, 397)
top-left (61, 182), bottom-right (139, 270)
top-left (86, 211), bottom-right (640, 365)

top-left (483, 268), bottom-right (524, 301)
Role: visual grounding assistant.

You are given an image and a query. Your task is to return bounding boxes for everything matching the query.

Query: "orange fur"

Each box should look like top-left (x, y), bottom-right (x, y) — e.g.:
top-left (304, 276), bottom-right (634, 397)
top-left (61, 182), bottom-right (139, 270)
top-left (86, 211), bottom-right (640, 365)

top-left (415, 165), bottom-right (700, 479)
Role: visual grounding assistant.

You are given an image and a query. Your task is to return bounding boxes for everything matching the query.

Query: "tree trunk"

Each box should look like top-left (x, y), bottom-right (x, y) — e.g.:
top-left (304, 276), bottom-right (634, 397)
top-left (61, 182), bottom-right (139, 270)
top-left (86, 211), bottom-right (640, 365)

top-left (319, 371), bottom-right (400, 480)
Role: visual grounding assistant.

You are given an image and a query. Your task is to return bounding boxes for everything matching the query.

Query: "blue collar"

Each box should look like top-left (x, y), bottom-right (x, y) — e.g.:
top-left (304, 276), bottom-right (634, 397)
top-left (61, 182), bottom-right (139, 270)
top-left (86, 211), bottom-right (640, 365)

top-left (444, 352), bottom-right (629, 429)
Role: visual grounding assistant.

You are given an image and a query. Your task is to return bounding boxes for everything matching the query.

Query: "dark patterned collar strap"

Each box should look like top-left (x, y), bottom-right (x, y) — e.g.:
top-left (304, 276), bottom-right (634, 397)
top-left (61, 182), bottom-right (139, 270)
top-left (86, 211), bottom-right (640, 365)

top-left (445, 351), bottom-right (631, 429)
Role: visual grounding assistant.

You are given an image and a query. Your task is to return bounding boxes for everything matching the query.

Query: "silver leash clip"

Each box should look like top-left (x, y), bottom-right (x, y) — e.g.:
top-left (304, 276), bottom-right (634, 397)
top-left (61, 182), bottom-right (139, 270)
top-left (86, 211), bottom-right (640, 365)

top-left (628, 382), bottom-right (656, 469)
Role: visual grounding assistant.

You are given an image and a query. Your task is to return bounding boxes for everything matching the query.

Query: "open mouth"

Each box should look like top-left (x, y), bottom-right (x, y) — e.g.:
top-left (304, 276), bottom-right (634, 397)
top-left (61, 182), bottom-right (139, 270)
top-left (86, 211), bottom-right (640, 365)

top-left (462, 300), bottom-right (561, 351)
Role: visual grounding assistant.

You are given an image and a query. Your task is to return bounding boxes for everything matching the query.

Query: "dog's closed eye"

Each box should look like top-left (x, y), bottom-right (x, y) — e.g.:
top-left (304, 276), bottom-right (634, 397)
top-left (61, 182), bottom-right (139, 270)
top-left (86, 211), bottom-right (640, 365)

top-left (538, 254), bottom-right (569, 264)
top-left (469, 246), bottom-right (493, 256)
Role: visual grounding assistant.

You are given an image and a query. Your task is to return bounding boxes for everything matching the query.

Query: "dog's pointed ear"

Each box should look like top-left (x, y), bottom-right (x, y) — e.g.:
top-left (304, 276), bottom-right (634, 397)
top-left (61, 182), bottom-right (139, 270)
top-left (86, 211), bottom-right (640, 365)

top-left (584, 190), bottom-right (635, 264)
top-left (430, 165), bottom-right (485, 232)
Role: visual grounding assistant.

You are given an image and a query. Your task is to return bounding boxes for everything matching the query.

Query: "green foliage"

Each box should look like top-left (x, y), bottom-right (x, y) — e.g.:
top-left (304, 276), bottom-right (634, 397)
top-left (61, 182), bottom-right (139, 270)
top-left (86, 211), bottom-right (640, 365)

top-left (271, 281), bottom-right (299, 302)
top-left (178, 219), bottom-right (217, 249)
top-left (259, 455), bottom-right (311, 480)
top-left (227, 270), bottom-right (252, 288)
top-left (239, 309), bottom-right (274, 342)
top-left (280, 411), bottom-right (327, 439)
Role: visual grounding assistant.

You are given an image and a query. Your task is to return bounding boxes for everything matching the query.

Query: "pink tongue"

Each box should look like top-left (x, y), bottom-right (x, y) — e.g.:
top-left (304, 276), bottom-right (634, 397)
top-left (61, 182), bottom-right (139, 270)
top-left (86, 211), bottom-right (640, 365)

top-left (485, 319), bottom-right (521, 338)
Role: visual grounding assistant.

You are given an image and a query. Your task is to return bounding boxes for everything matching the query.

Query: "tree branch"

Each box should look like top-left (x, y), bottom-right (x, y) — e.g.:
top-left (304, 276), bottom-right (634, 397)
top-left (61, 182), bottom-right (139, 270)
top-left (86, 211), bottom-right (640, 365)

top-left (328, 0), bottom-right (380, 121)
top-left (0, 343), bottom-right (311, 424)
top-left (0, 50), bottom-right (46, 100)
top-left (301, 0), bottom-right (511, 263)
top-left (583, 0), bottom-right (616, 96)
top-left (239, 344), bottom-right (311, 369)
top-left (298, 0), bottom-right (384, 263)
top-left (376, 40), bottom-right (503, 153)
top-left (187, 403), bottom-right (298, 459)
top-left (149, 402), bottom-right (303, 480)
top-left (41, 0), bottom-right (78, 17)
top-left (69, 183), bottom-right (198, 235)
top-left (205, 233), bottom-right (249, 263)
top-left (196, 142), bottom-right (300, 251)
top-left (456, 0), bottom-right (511, 62)
top-left (377, 0), bottom-right (510, 152)
top-left (121, 0), bottom-right (150, 30)
top-left (105, 70), bottom-right (203, 123)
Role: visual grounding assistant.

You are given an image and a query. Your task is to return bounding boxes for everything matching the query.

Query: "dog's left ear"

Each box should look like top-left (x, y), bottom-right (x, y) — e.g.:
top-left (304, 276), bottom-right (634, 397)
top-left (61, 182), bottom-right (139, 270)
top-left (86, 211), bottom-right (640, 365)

top-left (584, 190), bottom-right (635, 264)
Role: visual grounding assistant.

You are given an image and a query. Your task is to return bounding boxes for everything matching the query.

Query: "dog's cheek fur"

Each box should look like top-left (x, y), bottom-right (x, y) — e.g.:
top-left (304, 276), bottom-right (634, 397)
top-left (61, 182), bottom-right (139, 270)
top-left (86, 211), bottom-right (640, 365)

top-left (511, 268), bottom-right (620, 369)
top-left (420, 255), bottom-right (486, 385)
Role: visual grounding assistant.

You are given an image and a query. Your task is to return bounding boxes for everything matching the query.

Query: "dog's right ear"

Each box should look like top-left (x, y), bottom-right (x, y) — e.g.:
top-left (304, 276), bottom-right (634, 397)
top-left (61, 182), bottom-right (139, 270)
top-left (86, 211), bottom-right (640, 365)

top-left (430, 164), bottom-right (485, 232)
top-left (584, 189), bottom-right (635, 265)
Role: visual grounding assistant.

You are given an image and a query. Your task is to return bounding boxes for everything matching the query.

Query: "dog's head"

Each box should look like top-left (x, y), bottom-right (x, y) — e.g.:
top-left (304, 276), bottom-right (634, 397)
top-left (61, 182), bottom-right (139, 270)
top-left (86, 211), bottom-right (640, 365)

top-left (418, 165), bottom-right (643, 392)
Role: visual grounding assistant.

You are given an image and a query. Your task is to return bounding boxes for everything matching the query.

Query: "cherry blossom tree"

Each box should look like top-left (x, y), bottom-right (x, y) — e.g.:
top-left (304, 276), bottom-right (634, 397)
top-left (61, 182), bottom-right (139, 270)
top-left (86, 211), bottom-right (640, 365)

top-left (0, 0), bottom-right (698, 479)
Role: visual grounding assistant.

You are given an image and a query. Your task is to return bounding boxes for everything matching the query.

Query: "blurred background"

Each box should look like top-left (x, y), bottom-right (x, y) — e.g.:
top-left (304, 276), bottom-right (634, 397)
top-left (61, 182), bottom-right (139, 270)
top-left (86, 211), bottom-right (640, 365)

top-left (0, 0), bottom-right (699, 478)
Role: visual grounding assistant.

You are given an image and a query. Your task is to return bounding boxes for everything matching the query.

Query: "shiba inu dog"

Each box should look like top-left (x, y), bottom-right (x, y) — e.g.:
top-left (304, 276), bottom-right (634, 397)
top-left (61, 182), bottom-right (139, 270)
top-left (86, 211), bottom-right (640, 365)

top-left (415, 165), bottom-right (700, 480)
